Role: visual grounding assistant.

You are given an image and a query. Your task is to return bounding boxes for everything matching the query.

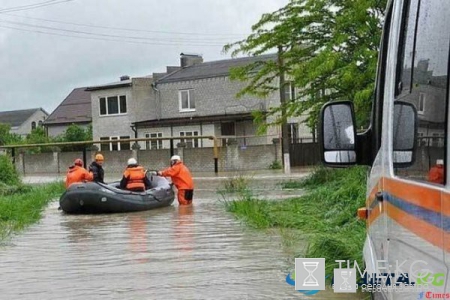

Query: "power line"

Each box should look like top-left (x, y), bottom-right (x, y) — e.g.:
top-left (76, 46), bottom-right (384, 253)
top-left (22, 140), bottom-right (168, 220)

top-left (0, 0), bottom-right (73, 14)
top-left (0, 24), bottom-right (225, 47)
top-left (4, 12), bottom-right (248, 38)
top-left (0, 19), bottom-right (234, 45)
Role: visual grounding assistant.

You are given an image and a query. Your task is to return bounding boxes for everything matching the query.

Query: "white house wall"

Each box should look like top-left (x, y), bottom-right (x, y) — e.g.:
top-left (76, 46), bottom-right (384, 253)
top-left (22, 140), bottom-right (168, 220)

top-left (91, 86), bottom-right (135, 142)
top-left (11, 110), bottom-right (48, 137)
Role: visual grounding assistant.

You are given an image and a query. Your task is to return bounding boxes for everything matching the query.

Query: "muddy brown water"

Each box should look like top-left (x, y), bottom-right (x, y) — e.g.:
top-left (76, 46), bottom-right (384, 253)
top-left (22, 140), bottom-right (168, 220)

top-left (0, 178), bottom-right (361, 299)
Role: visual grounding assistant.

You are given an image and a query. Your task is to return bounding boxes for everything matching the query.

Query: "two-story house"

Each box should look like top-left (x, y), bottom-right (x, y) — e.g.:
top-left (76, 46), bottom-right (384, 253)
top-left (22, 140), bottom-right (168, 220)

top-left (0, 108), bottom-right (48, 137)
top-left (133, 53), bottom-right (312, 149)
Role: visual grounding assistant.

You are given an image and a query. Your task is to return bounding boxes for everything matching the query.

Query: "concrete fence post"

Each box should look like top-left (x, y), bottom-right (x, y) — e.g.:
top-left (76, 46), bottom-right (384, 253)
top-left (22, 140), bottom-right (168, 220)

top-left (176, 142), bottom-right (186, 161)
top-left (226, 138), bottom-right (238, 171)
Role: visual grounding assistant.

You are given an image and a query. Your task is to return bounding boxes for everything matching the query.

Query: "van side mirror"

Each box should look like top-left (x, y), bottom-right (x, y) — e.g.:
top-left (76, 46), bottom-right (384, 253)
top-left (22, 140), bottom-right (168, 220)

top-left (393, 101), bottom-right (417, 167)
top-left (320, 101), bottom-right (357, 165)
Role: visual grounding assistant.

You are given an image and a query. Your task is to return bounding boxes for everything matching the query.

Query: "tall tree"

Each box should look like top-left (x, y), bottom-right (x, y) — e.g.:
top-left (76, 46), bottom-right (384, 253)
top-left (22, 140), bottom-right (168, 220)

top-left (224, 0), bottom-right (386, 130)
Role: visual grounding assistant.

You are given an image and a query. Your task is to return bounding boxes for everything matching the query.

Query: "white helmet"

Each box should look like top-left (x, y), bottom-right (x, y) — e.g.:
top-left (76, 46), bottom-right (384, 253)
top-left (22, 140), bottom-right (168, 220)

top-left (127, 158), bottom-right (137, 165)
top-left (170, 155), bottom-right (181, 161)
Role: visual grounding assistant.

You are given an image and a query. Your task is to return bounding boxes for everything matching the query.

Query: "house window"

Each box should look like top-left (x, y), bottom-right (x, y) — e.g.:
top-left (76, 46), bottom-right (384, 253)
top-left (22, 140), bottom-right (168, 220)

top-left (180, 131), bottom-right (199, 148)
top-left (418, 93), bottom-right (425, 114)
top-left (100, 137), bottom-right (110, 152)
top-left (120, 136), bottom-right (131, 150)
top-left (179, 90), bottom-right (195, 112)
top-left (221, 122), bottom-right (235, 136)
top-left (38, 121), bottom-right (43, 127)
top-left (145, 133), bottom-right (163, 149)
top-left (31, 121), bottom-right (36, 130)
top-left (284, 82), bottom-right (296, 101)
top-left (99, 95), bottom-right (127, 116)
top-left (100, 136), bottom-right (130, 151)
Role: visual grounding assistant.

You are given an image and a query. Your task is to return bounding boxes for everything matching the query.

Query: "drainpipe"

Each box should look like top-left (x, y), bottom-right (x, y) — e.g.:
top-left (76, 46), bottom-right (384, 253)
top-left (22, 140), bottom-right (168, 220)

top-left (151, 82), bottom-right (161, 120)
top-left (131, 123), bottom-right (137, 138)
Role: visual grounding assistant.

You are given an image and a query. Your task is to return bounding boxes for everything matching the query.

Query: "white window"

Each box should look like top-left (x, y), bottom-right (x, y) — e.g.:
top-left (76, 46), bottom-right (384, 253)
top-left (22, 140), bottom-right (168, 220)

top-left (284, 82), bottom-right (296, 101)
top-left (418, 93), bottom-right (425, 114)
top-left (99, 95), bottom-right (127, 116)
top-left (179, 90), bottom-right (195, 112)
top-left (145, 133), bottom-right (163, 149)
top-left (180, 131), bottom-right (199, 148)
top-left (100, 136), bottom-right (130, 151)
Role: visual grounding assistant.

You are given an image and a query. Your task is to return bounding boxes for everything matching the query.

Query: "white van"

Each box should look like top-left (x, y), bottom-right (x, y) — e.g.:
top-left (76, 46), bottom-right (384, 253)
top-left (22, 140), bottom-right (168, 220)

top-left (320, 0), bottom-right (450, 299)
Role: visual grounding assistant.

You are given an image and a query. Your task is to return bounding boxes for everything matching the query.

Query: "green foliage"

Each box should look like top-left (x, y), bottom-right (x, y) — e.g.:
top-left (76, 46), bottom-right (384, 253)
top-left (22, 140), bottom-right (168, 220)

top-left (224, 0), bottom-right (387, 129)
top-left (0, 155), bottom-right (20, 186)
top-left (0, 181), bottom-right (65, 241)
top-left (269, 160), bottom-right (282, 169)
top-left (0, 123), bottom-right (23, 146)
top-left (220, 175), bottom-right (252, 194)
top-left (58, 124), bottom-right (92, 151)
top-left (225, 166), bottom-right (368, 275)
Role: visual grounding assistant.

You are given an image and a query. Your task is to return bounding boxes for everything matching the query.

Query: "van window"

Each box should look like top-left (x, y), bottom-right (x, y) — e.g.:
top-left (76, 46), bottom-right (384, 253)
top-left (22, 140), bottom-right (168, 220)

top-left (394, 0), bottom-right (450, 185)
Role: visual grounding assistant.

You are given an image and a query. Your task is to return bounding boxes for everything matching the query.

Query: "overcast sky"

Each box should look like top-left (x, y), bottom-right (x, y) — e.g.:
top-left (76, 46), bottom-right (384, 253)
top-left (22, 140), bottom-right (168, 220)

top-left (0, 0), bottom-right (288, 114)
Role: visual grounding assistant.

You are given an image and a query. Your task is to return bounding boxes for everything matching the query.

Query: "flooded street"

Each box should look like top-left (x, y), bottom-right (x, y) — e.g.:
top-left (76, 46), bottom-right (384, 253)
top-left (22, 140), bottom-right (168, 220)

top-left (0, 176), bottom-right (360, 299)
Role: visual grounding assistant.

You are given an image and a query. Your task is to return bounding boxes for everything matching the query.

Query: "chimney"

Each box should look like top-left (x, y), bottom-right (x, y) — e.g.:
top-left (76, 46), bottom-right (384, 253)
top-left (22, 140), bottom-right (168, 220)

top-left (180, 53), bottom-right (203, 68)
top-left (120, 75), bottom-right (130, 81)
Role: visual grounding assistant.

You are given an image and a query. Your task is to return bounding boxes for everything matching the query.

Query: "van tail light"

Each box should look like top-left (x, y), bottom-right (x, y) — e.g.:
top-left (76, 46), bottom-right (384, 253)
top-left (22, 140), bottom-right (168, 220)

top-left (357, 207), bottom-right (368, 220)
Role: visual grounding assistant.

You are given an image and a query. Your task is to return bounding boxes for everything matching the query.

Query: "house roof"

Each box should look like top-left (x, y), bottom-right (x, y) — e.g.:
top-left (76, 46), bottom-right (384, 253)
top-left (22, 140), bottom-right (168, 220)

top-left (85, 75), bottom-right (153, 91)
top-left (157, 54), bottom-right (277, 84)
top-left (44, 87), bottom-right (92, 125)
top-left (133, 112), bottom-right (254, 128)
top-left (85, 79), bottom-right (132, 91)
top-left (0, 108), bottom-right (47, 127)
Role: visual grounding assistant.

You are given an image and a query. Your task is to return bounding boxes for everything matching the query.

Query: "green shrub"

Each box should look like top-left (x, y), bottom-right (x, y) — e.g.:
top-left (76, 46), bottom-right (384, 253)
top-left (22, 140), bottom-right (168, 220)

top-left (0, 155), bottom-right (20, 186)
top-left (269, 160), bottom-right (282, 169)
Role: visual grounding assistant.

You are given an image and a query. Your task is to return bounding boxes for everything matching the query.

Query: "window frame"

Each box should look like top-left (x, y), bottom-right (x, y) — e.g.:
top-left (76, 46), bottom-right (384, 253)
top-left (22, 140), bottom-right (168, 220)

top-left (145, 132), bottom-right (163, 150)
top-left (99, 136), bottom-right (130, 151)
top-left (99, 95), bottom-right (128, 116)
top-left (178, 89), bottom-right (195, 112)
top-left (179, 131), bottom-right (199, 148)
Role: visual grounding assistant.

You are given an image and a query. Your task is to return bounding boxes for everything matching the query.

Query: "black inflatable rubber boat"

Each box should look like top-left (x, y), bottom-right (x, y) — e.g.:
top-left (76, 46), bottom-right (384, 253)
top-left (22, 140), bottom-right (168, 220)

top-left (59, 174), bottom-right (175, 214)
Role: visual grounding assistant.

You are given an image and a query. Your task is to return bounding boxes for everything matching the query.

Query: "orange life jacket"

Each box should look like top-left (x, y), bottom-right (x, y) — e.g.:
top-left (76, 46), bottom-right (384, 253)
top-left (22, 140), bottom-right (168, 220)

top-left (123, 166), bottom-right (146, 191)
top-left (160, 161), bottom-right (194, 190)
top-left (65, 165), bottom-right (93, 188)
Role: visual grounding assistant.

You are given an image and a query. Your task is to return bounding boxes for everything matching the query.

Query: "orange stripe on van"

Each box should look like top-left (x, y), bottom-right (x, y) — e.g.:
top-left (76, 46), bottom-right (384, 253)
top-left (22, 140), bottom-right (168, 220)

top-left (386, 202), bottom-right (447, 251)
top-left (368, 203), bottom-right (382, 226)
top-left (384, 178), bottom-right (442, 214)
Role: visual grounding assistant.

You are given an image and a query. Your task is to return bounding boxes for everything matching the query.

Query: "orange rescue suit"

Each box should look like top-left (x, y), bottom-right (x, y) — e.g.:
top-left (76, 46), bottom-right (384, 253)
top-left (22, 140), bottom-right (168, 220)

top-left (161, 161), bottom-right (194, 205)
top-left (65, 165), bottom-right (93, 188)
top-left (428, 165), bottom-right (444, 184)
top-left (160, 161), bottom-right (194, 190)
top-left (123, 166), bottom-right (147, 191)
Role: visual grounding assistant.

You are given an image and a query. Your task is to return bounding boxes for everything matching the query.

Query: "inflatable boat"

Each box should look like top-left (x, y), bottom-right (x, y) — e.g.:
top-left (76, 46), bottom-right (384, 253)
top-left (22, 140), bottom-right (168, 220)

top-left (59, 174), bottom-right (175, 214)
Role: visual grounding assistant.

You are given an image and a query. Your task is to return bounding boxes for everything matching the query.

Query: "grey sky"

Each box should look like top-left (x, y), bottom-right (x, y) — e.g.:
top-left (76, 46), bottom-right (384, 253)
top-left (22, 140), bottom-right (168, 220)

top-left (0, 0), bottom-right (288, 114)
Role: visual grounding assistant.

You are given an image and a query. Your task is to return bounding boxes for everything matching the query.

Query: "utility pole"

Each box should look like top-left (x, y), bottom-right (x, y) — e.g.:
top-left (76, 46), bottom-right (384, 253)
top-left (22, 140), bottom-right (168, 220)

top-left (278, 45), bottom-right (291, 174)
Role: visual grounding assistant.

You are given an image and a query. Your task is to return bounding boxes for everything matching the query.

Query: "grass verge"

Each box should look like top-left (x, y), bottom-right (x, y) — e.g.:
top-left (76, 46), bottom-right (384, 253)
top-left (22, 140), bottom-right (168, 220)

top-left (224, 166), bottom-right (367, 276)
top-left (0, 181), bottom-right (65, 240)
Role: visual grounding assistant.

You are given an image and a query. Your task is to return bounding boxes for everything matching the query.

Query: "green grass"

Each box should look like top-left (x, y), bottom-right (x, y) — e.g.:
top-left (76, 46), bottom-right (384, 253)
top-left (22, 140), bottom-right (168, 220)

top-left (225, 166), bottom-right (368, 275)
top-left (0, 181), bottom-right (65, 240)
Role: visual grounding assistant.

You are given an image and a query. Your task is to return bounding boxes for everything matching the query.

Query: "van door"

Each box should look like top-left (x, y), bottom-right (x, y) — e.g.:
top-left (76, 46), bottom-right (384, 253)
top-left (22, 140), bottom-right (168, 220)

top-left (386, 0), bottom-right (449, 297)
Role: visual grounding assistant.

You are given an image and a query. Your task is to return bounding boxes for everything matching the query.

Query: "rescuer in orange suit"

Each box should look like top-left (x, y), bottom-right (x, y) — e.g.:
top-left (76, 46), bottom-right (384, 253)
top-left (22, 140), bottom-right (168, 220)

top-left (157, 155), bottom-right (194, 205)
top-left (428, 159), bottom-right (444, 184)
top-left (65, 158), bottom-right (93, 188)
top-left (120, 158), bottom-right (151, 192)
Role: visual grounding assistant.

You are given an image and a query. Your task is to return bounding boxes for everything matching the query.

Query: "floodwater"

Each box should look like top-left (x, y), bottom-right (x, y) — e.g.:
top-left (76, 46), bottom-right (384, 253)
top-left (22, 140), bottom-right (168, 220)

top-left (0, 177), bottom-right (361, 299)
